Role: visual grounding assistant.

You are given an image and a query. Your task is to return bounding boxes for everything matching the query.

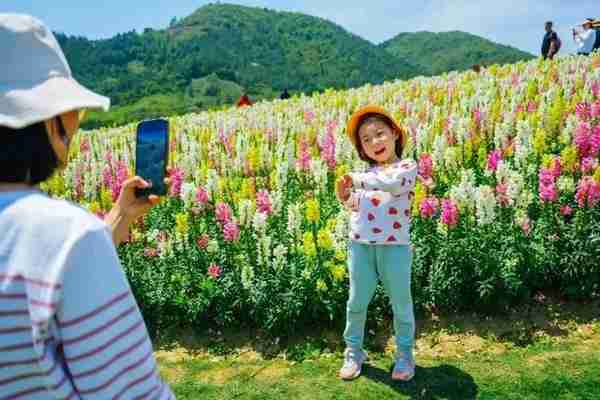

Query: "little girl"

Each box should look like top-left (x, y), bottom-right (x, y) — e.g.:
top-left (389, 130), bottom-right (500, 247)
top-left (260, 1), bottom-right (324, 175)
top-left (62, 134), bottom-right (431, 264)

top-left (336, 105), bottom-right (417, 381)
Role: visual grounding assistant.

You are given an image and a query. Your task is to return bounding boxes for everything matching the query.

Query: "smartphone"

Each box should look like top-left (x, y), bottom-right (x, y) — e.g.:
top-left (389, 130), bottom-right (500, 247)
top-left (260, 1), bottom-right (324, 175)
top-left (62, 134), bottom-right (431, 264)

top-left (135, 119), bottom-right (169, 198)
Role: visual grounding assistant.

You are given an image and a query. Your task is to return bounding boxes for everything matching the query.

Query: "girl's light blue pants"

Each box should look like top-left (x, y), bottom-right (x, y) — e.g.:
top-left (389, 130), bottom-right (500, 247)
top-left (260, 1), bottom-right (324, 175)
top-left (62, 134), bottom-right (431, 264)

top-left (343, 241), bottom-right (415, 356)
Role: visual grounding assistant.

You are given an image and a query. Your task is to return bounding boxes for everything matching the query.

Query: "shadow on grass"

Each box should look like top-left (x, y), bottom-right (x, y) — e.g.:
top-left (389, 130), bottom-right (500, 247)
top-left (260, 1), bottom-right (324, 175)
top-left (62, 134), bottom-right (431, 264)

top-left (361, 363), bottom-right (478, 400)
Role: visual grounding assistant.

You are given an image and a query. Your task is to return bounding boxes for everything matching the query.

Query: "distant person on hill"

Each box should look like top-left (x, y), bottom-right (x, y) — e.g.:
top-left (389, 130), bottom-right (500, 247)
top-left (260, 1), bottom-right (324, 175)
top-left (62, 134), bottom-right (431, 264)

top-left (280, 88), bottom-right (291, 100)
top-left (237, 92), bottom-right (253, 107)
top-left (573, 20), bottom-right (597, 56)
top-left (541, 21), bottom-right (561, 60)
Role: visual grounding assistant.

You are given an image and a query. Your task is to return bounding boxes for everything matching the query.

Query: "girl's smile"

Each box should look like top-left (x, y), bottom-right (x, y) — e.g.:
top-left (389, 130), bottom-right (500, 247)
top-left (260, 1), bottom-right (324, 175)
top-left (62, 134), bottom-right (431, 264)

top-left (358, 117), bottom-right (401, 165)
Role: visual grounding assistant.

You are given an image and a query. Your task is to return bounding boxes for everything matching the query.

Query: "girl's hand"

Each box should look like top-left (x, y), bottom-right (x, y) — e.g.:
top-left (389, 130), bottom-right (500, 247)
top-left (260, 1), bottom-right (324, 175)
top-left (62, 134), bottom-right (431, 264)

top-left (336, 175), bottom-right (353, 203)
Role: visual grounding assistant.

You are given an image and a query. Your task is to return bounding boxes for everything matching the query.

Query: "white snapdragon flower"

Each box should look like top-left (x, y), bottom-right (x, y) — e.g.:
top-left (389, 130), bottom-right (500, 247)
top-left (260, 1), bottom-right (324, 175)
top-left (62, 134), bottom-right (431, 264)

top-left (206, 239), bottom-right (219, 254)
top-left (180, 182), bottom-right (196, 209)
top-left (273, 244), bottom-right (288, 271)
top-left (450, 169), bottom-right (477, 211)
top-left (253, 211), bottom-right (268, 233)
top-left (287, 203), bottom-right (302, 240)
top-left (557, 176), bottom-right (575, 194)
top-left (475, 185), bottom-right (496, 225)
top-left (238, 199), bottom-right (254, 227)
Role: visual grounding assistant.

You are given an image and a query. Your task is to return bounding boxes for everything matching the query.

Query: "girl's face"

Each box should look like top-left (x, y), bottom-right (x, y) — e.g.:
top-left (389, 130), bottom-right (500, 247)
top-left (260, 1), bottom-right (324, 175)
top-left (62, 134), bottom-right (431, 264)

top-left (357, 117), bottom-right (400, 164)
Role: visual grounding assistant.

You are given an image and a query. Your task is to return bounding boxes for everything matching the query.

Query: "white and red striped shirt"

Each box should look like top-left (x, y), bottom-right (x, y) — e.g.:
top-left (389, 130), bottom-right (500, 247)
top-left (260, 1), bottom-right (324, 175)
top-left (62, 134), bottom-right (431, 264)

top-left (0, 190), bottom-right (174, 400)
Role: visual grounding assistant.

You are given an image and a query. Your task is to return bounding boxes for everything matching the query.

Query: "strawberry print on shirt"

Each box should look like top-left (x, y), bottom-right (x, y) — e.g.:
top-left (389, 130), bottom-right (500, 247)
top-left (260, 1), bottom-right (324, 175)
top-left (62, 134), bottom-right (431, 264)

top-left (343, 158), bottom-right (417, 245)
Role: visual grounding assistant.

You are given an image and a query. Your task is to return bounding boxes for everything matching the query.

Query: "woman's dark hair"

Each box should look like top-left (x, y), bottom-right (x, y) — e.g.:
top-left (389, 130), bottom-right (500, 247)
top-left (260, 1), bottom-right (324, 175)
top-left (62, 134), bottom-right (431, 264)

top-left (0, 122), bottom-right (59, 184)
top-left (355, 114), bottom-right (404, 165)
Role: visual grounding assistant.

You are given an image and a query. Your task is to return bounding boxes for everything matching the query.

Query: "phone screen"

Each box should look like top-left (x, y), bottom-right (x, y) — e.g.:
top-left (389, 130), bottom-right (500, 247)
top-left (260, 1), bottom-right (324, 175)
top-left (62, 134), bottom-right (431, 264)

top-left (135, 119), bottom-right (169, 198)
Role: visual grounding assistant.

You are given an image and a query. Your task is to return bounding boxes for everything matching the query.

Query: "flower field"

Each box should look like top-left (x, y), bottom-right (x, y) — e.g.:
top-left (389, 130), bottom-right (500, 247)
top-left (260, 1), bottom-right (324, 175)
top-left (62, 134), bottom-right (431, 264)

top-left (42, 55), bottom-right (600, 335)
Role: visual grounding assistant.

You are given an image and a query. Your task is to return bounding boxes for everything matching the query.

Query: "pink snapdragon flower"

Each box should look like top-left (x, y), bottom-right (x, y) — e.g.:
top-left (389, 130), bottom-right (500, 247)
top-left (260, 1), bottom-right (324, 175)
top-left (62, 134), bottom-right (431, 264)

top-left (168, 167), bottom-right (184, 197)
top-left (581, 157), bottom-right (598, 174)
top-left (576, 102), bottom-right (591, 121)
top-left (196, 234), bottom-right (210, 249)
top-left (418, 153), bottom-right (434, 180)
top-left (560, 205), bottom-right (573, 216)
top-left (591, 100), bottom-right (600, 118)
top-left (256, 190), bottom-right (273, 215)
top-left (215, 202), bottom-right (233, 224)
top-left (539, 184), bottom-right (558, 203)
top-left (538, 167), bottom-right (558, 203)
top-left (487, 149), bottom-right (502, 172)
top-left (144, 248), bottom-right (158, 257)
top-left (112, 160), bottom-right (129, 202)
top-left (296, 137), bottom-right (311, 171)
top-left (495, 183), bottom-right (511, 207)
top-left (196, 186), bottom-right (210, 206)
top-left (440, 199), bottom-right (459, 228)
top-left (419, 197), bottom-right (439, 219)
top-left (574, 122), bottom-right (592, 157)
top-left (222, 222), bottom-right (240, 242)
top-left (590, 125), bottom-right (600, 157)
top-left (208, 264), bottom-right (222, 279)
top-left (575, 176), bottom-right (600, 208)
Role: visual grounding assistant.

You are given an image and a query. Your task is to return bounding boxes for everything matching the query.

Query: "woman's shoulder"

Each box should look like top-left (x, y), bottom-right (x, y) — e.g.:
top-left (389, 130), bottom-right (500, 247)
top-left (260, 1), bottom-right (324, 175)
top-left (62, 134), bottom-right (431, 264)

top-left (6, 191), bottom-right (107, 238)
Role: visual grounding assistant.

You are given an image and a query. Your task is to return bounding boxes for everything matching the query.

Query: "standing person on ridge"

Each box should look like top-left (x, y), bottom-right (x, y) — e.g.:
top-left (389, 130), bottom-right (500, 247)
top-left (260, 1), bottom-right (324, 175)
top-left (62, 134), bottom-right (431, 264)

top-left (336, 105), bottom-right (418, 382)
top-left (541, 21), bottom-right (560, 60)
top-left (0, 14), bottom-right (175, 399)
top-left (573, 19), bottom-right (597, 56)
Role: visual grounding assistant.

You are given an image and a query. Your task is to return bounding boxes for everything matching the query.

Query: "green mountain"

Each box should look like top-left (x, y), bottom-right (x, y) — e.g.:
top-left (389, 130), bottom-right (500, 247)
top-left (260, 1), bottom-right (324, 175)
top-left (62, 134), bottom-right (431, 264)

top-left (56, 3), bottom-right (418, 128)
top-left (55, 4), bottom-right (535, 129)
top-left (380, 31), bottom-right (534, 76)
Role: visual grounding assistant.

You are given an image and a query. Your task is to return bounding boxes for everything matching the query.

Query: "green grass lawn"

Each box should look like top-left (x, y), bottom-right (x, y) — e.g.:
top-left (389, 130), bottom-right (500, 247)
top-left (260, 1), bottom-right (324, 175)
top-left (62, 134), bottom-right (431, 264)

top-left (155, 300), bottom-right (600, 399)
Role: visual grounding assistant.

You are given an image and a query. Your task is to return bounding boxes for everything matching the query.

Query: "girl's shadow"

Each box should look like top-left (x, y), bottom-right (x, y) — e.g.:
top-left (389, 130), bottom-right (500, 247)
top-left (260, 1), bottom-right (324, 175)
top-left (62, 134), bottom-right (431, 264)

top-left (361, 363), bottom-right (478, 400)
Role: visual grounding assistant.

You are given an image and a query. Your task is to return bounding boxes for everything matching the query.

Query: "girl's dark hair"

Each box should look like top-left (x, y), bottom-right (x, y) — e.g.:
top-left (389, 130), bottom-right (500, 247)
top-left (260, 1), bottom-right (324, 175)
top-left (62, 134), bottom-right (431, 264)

top-left (355, 114), bottom-right (404, 165)
top-left (0, 122), bottom-right (59, 184)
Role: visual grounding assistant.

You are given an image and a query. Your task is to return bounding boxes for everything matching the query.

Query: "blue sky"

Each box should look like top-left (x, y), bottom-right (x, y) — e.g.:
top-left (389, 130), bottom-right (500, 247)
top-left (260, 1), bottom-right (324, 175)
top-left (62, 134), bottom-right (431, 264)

top-left (1, 1), bottom-right (598, 55)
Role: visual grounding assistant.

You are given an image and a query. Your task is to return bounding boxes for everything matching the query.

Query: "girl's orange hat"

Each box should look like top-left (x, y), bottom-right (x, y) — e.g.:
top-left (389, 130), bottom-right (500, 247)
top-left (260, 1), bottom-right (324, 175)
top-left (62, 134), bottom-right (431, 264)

top-left (346, 105), bottom-right (407, 149)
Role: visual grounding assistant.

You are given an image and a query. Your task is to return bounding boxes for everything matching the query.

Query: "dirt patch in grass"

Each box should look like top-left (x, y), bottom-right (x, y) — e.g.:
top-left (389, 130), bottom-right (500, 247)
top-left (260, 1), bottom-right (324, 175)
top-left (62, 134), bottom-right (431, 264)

top-left (159, 363), bottom-right (186, 384)
top-left (155, 347), bottom-right (197, 363)
top-left (193, 360), bottom-right (291, 385)
top-left (253, 361), bottom-right (291, 383)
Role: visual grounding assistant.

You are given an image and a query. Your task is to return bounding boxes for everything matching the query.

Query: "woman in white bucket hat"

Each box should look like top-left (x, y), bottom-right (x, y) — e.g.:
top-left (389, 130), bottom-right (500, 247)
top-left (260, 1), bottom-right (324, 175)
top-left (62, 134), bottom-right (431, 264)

top-left (0, 14), bottom-right (175, 399)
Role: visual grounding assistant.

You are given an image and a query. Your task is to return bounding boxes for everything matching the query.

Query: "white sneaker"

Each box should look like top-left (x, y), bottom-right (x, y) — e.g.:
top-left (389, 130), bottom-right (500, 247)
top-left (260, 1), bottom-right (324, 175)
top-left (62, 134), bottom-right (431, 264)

top-left (392, 353), bottom-right (415, 381)
top-left (339, 348), bottom-right (367, 380)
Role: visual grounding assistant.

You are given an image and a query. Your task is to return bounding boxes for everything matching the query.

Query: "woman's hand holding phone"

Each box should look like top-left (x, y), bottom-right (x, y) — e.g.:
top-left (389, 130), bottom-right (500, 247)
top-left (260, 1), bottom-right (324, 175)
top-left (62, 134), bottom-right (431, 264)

top-left (105, 176), bottom-right (170, 246)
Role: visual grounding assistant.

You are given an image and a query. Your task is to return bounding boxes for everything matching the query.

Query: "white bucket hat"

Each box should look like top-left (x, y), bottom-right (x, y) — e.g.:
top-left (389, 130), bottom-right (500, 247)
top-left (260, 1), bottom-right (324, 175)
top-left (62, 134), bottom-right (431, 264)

top-left (0, 13), bottom-right (110, 129)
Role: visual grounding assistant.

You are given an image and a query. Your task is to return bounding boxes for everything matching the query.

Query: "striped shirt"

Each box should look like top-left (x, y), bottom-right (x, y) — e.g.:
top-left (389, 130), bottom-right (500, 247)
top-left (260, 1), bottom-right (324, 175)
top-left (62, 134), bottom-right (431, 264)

top-left (0, 190), bottom-right (175, 400)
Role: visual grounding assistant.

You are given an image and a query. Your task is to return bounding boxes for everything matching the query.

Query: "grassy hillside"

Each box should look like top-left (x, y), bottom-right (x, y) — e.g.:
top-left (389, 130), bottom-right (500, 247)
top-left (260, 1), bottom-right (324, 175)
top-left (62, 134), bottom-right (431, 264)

top-left (381, 31), bottom-right (535, 76)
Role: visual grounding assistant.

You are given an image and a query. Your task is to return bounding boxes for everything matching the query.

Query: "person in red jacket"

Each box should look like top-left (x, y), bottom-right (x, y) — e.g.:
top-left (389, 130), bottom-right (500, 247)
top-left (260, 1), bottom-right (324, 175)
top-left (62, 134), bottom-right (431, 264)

top-left (237, 92), bottom-right (253, 107)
